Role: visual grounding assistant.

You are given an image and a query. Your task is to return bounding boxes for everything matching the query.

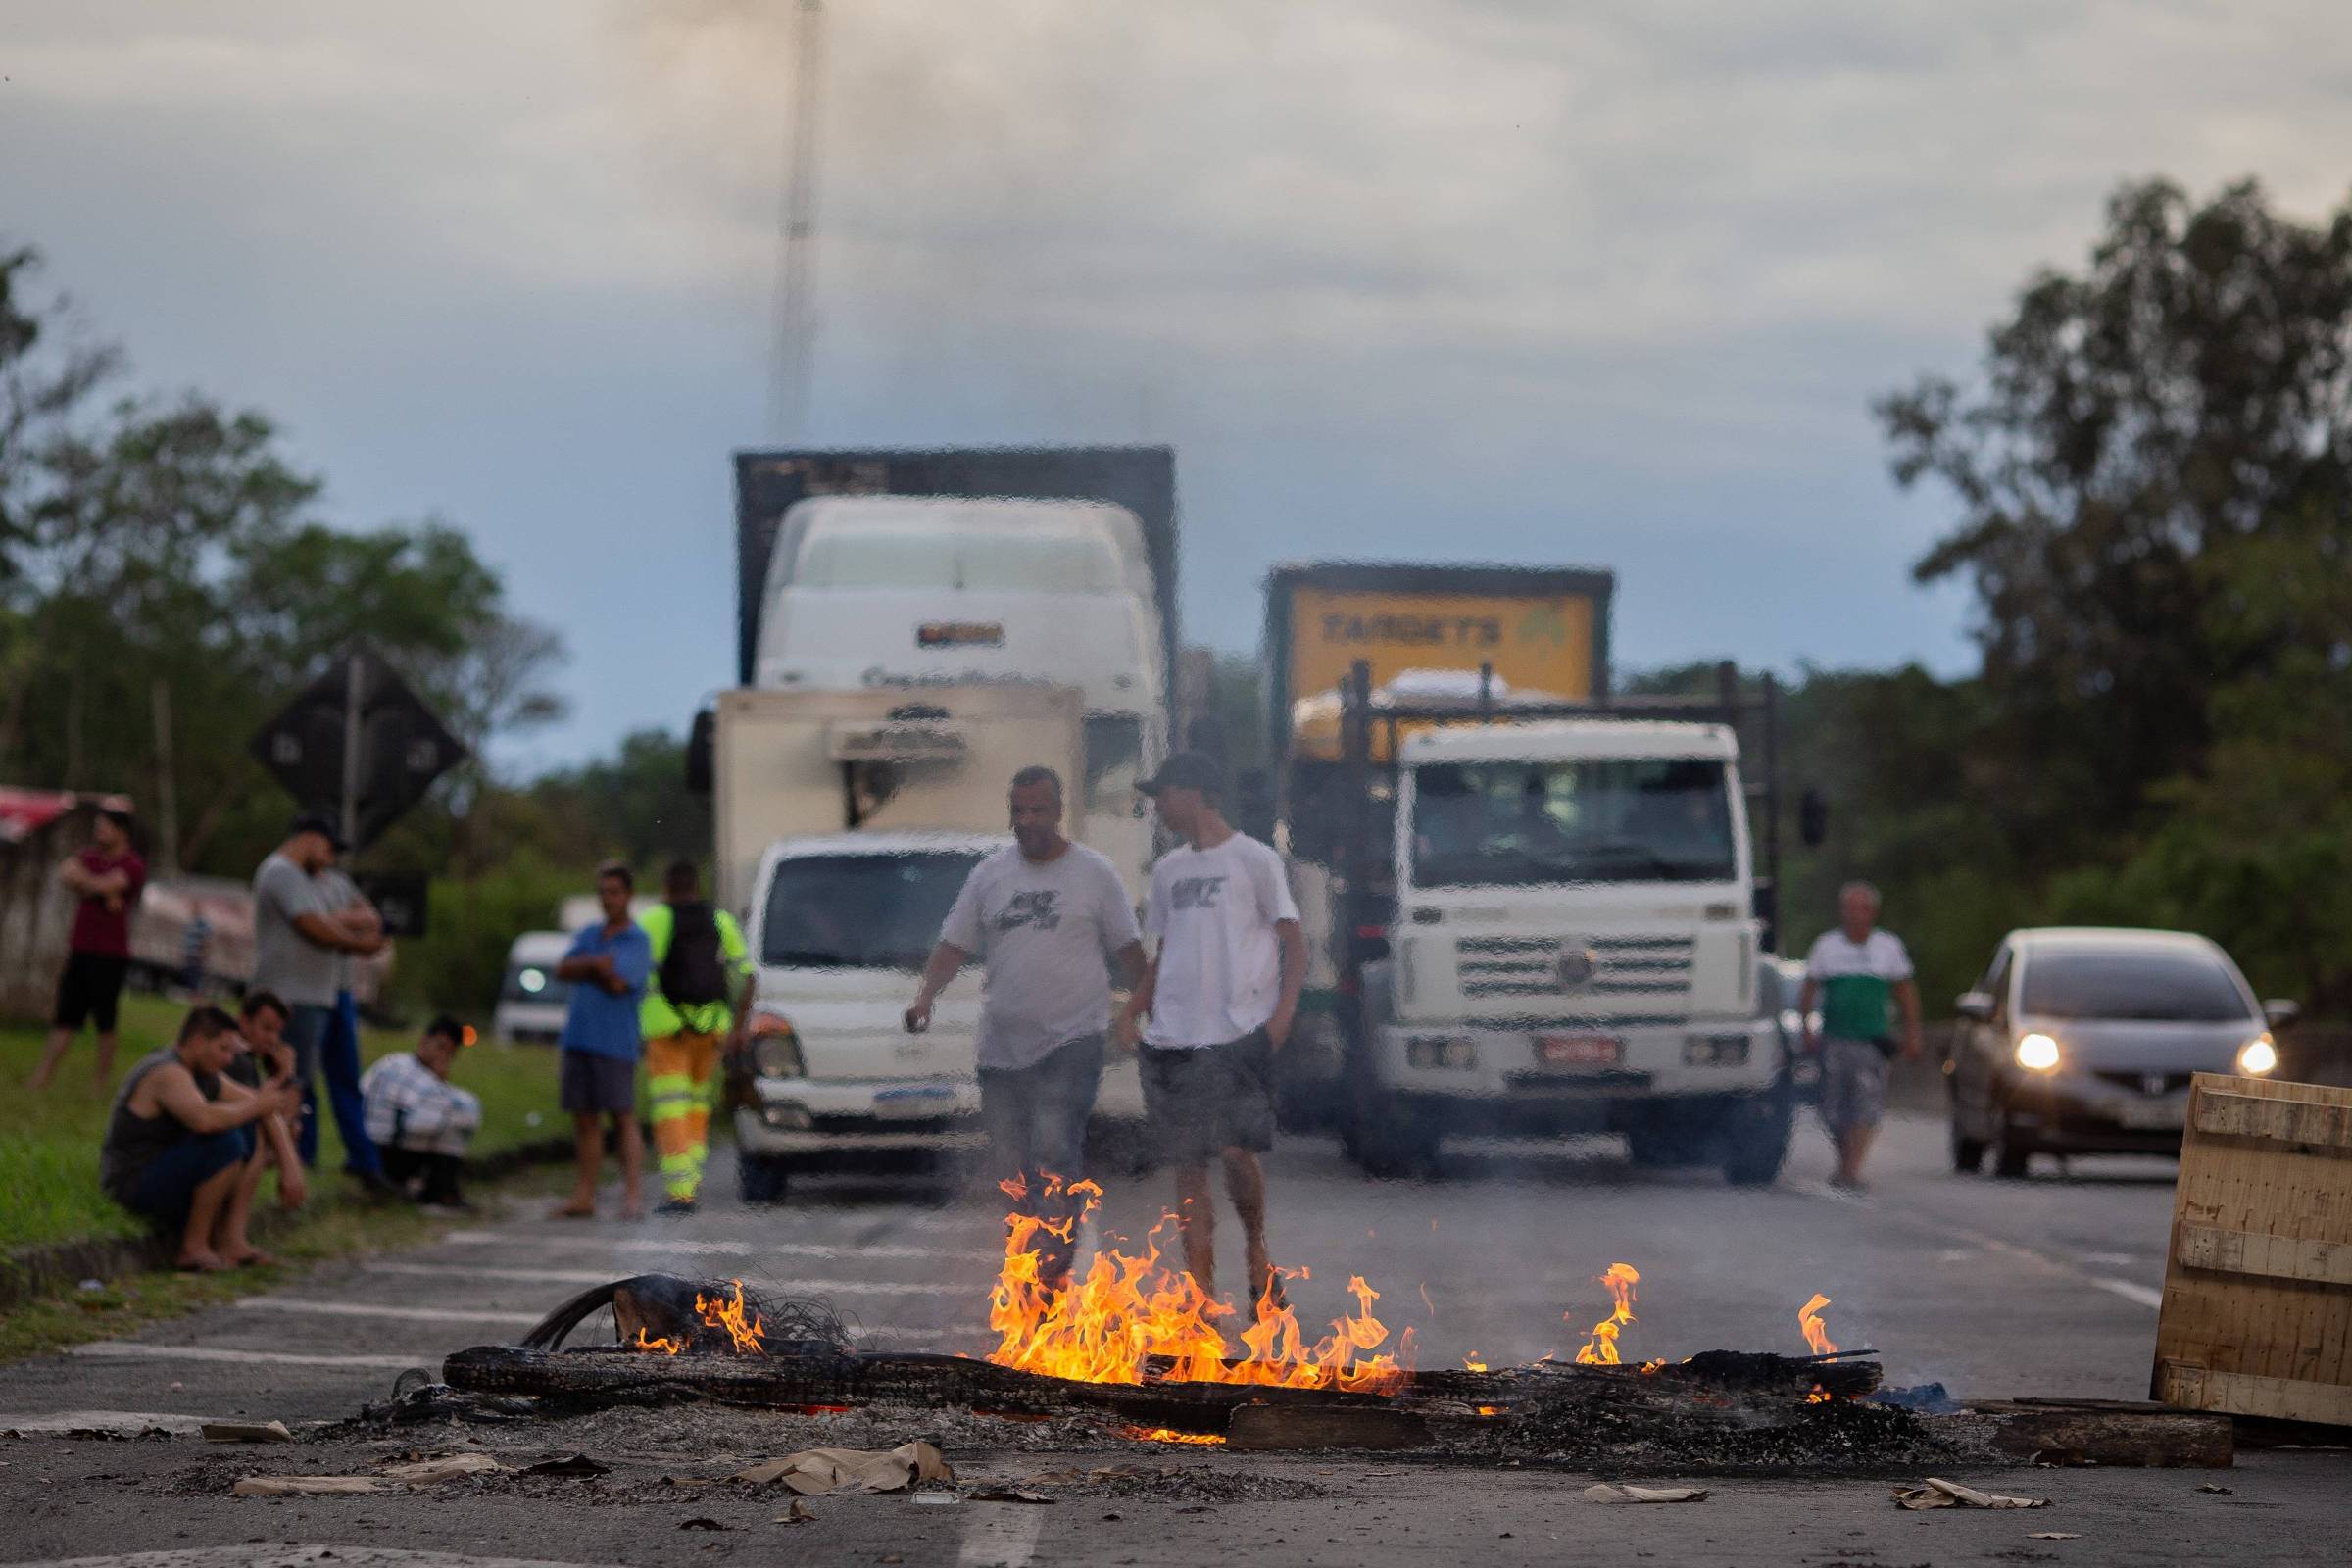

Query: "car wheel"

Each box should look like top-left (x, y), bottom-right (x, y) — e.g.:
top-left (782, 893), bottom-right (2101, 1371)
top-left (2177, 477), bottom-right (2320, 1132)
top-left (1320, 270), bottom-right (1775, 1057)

top-left (1949, 1116), bottom-right (1985, 1174)
top-left (738, 1152), bottom-right (790, 1204)
top-left (1989, 1116), bottom-right (2030, 1179)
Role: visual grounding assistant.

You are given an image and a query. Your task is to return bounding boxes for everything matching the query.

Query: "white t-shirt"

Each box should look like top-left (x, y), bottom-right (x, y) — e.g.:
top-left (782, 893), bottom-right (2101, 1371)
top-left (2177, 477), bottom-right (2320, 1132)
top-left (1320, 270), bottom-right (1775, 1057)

top-left (938, 842), bottom-right (1143, 1072)
top-left (1141, 832), bottom-right (1300, 1049)
top-left (1803, 928), bottom-right (1914, 1044)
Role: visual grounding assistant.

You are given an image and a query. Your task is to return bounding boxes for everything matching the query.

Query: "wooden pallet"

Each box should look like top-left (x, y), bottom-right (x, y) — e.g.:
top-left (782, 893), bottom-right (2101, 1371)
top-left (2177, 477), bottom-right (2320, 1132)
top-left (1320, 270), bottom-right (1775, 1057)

top-left (2152, 1072), bottom-right (2352, 1428)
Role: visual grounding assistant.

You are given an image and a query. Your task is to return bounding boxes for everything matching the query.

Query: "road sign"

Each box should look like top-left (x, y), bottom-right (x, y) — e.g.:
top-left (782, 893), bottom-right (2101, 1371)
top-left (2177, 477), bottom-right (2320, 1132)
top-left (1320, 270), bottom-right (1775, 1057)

top-left (356, 871), bottom-right (431, 939)
top-left (248, 646), bottom-right (468, 852)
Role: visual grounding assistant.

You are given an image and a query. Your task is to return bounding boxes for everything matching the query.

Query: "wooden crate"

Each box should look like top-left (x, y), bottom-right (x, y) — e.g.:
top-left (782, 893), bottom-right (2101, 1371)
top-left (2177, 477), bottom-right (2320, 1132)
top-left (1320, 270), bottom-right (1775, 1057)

top-left (2152, 1072), bottom-right (2352, 1427)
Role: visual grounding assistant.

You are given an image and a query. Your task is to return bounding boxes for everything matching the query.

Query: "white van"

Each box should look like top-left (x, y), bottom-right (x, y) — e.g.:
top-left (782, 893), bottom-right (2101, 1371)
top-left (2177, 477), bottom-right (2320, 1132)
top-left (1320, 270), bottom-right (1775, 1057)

top-left (730, 830), bottom-right (1148, 1203)
top-left (750, 495), bottom-right (1166, 895)
top-left (491, 930), bottom-right (574, 1046)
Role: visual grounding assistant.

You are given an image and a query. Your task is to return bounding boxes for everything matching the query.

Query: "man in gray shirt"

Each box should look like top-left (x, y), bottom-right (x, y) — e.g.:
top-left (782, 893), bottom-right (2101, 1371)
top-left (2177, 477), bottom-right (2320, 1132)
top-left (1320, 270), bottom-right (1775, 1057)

top-left (252, 814), bottom-right (386, 1186)
top-left (906, 766), bottom-right (1145, 1288)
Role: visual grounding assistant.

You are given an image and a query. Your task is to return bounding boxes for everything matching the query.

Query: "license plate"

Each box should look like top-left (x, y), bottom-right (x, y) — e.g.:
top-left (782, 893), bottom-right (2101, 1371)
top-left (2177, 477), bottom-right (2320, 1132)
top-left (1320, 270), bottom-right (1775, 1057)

top-left (1535, 1034), bottom-right (1622, 1069)
top-left (2116, 1101), bottom-right (2185, 1131)
top-left (874, 1083), bottom-right (956, 1118)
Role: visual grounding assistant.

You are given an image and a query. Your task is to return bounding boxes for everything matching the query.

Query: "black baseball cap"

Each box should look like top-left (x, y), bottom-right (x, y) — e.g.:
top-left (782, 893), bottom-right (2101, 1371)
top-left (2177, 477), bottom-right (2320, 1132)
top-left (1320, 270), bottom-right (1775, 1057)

top-left (288, 811), bottom-right (346, 851)
top-left (1137, 750), bottom-right (1228, 801)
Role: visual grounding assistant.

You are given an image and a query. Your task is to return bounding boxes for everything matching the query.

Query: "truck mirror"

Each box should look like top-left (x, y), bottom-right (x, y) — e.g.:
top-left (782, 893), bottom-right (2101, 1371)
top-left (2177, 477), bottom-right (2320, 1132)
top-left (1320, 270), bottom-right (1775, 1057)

top-left (1798, 788), bottom-right (1829, 848)
top-left (685, 708), bottom-right (715, 795)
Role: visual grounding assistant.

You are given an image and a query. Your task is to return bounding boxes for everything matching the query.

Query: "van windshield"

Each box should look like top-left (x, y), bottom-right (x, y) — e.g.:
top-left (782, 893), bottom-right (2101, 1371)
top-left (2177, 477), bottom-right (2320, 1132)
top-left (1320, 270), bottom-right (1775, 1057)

top-left (2019, 950), bottom-right (2252, 1022)
top-left (760, 851), bottom-right (988, 969)
top-left (1409, 758), bottom-right (1737, 888)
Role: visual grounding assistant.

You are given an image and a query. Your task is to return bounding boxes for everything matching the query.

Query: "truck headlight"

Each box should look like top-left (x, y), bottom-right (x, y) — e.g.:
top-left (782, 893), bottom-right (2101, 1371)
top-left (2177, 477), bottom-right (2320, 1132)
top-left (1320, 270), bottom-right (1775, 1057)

top-left (748, 1012), bottom-right (805, 1078)
top-left (2014, 1032), bottom-right (2061, 1072)
top-left (1406, 1037), bottom-right (1476, 1069)
top-left (2237, 1034), bottom-right (2278, 1076)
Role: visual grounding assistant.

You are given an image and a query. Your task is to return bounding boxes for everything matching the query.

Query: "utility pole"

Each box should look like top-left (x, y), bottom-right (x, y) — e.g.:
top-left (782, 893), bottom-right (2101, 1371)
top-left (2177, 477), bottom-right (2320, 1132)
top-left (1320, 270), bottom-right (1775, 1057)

top-left (769, 0), bottom-right (826, 441)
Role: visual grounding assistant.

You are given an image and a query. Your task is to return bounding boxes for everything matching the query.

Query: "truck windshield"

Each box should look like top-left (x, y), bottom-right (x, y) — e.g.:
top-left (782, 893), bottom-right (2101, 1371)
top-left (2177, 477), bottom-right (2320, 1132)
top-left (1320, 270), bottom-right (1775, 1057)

top-left (760, 851), bottom-right (987, 970)
top-left (1408, 759), bottom-right (1736, 888)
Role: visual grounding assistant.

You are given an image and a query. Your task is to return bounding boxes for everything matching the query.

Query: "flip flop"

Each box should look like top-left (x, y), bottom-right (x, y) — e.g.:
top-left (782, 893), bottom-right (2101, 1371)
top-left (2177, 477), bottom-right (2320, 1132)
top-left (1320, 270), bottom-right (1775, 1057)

top-left (227, 1250), bottom-right (280, 1269)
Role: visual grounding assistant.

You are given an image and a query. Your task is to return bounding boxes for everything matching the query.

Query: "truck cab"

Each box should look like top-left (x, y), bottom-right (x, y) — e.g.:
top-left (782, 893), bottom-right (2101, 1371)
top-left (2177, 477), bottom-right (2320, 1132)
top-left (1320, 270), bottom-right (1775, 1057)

top-left (730, 831), bottom-right (1147, 1203)
top-left (1347, 718), bottom-right (1791, 1184)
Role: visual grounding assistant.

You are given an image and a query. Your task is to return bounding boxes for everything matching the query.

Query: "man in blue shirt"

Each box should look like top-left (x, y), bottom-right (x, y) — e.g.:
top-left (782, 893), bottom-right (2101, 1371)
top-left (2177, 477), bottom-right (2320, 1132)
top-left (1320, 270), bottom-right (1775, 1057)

top-left (553, 862), bottom-right (652, 1220)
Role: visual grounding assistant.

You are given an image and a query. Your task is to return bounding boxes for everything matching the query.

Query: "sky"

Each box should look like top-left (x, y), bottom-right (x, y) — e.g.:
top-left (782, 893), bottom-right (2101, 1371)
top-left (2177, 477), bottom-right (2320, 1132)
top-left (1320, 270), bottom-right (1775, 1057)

top-left (6, 0), bottom-right (2351, 773)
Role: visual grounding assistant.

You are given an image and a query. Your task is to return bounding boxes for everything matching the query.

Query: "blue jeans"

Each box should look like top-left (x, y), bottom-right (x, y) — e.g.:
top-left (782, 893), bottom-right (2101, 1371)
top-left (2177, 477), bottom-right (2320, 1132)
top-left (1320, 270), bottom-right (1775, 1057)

top-left (978, 1033), bottom-right (1104, 1287)
top-left (123, 1129), bottom-right (254, 1226)
top-left (289, 996), bottom-right (381, 1174)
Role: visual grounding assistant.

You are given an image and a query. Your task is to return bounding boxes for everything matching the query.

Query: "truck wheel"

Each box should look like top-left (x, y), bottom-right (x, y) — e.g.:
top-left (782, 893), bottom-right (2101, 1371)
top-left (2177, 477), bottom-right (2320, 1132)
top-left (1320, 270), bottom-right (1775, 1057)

top-left (1086, 1118), bottom-right (1157, 1181)
top-left (1721, 1086), bottom-right (1793, 1188)
top-left (738, 1152), bottom-right (791, 1205)
top-left (1345, 1089), bottom-right (1440, 1179)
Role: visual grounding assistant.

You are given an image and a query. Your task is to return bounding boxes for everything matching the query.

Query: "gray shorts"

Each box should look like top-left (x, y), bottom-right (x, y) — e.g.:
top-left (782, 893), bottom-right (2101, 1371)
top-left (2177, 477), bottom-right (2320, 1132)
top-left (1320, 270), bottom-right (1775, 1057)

top-left (1819, 1036), bottom-right (1890, 1132)
top-left (561, 1050), bottom-right (638, 1116)
top-left (1140, 1029), bottom-right (1276, 1165)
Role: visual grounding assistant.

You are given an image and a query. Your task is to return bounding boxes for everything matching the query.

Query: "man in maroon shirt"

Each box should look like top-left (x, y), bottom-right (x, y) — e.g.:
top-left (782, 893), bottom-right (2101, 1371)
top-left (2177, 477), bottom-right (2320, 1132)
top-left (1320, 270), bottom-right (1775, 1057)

top-left (30, 799), bottom-right (148, 1093)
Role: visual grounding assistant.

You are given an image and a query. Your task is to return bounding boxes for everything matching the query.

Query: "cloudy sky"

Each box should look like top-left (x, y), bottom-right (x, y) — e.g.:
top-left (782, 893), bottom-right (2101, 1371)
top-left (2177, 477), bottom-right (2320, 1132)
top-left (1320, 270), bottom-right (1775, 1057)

top-left (6, 1), bottom-right (2349, 769)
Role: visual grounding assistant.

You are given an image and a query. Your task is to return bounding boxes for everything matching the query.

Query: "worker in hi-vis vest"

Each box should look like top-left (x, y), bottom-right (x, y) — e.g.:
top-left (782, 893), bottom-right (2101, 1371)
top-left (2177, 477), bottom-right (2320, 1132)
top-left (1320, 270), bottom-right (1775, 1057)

top-left (636, 859), bottom-right (754, 1213)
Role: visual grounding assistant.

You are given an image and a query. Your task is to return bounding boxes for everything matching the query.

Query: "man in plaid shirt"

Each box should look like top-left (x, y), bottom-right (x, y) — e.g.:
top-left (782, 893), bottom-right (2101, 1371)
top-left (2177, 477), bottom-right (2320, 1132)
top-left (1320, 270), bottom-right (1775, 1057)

top-left (361, 1015), bottom-right (481, 1209)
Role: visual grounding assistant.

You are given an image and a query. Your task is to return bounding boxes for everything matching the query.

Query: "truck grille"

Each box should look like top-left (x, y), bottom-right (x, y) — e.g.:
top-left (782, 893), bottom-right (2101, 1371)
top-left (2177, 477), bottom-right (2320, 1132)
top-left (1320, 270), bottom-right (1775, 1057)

top-left (1455, 934), bottom-right (1696, 1001)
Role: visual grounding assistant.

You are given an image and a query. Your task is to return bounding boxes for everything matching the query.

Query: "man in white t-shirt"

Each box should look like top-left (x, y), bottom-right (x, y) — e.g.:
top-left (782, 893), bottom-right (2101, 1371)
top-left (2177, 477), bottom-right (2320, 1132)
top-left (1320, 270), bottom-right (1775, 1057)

top-left (906, 766), bottom-right (1147, 1288)
top-left (1798, 881), bottom-right (1924, 1190)
top-left (1118, 751), bottom-right (1305, 1309)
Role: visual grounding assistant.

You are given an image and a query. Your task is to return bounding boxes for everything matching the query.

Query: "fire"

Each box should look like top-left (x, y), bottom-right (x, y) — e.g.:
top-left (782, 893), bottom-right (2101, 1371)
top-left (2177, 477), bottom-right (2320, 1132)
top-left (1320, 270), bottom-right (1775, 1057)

top-left (633, 1328), bottom-right (683, 1356)
top-left (696, 1279), bottom-right (768, 1355)
top-left (986, 1175), bottom-right (1412, 1394)
top-left (1805, 1387), bottom-right (1832, 1404)
top-left (1572, 1263), bottom-right (1642, 1365)
top-left (1120, 1426), bottom-right (1226, 1446)
top-left (1463, 1352), bottom-right (1488, 1372)
top-left (1797, 1293), bottom-right (1836, 1357)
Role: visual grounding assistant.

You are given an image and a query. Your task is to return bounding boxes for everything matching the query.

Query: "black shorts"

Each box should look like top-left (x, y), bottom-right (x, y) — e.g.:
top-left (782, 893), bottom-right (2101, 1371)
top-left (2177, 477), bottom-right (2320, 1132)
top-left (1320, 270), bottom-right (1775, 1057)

top-left (560, 1050), bottom-right (639, 1116)
top-left (53, 952), bottom-right (131, 1033)
top-left (1140, 1029), bottom-right (1276, 1164)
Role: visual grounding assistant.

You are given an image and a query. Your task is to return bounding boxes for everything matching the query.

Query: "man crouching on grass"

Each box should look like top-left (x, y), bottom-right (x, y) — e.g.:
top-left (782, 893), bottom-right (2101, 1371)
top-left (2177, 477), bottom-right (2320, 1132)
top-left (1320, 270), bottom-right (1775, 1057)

top-left (99, 1005), bottom-right (303, 1271)
top-left (1118, 752), bottom-right (1305, 1311)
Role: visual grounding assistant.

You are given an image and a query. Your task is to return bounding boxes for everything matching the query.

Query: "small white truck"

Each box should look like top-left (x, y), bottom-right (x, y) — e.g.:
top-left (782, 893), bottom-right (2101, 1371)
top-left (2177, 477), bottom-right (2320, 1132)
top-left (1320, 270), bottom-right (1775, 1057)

top-left (1329, 673), bottom-right (1797, 1186)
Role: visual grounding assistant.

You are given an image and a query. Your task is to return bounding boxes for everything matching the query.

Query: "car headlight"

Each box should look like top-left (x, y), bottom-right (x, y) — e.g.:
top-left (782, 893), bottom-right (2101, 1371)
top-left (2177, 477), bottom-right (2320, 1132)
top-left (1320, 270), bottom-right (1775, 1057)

top-left (2237, 1033), bottom-right (2278, 1076)
top-left (747, 1012), bottom-right (805, 1078)
top-left (2014, 1032), bottom-right (2061, 1072)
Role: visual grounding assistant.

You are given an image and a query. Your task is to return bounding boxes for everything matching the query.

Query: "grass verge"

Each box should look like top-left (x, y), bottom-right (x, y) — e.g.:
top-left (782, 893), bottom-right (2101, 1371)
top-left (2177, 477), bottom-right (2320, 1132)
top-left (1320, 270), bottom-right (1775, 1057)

top-left (1, 992), bottom-right (568, 1252)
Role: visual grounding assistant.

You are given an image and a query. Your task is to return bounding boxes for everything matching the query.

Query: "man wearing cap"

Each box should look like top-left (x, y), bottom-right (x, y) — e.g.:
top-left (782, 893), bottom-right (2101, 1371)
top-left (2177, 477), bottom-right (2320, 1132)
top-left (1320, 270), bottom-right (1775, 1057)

top-left (251, 815), bottom-right (389, 1188)
top-left (30, 798), bottom-right (147, 1093)
top-left (1119, 751), bottom-right (1306, 1310)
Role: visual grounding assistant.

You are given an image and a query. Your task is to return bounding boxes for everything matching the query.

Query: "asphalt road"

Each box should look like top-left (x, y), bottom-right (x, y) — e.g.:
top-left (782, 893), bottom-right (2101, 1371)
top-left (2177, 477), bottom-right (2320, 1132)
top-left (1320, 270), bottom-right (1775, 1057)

top-left (4, 1109), bottom-right (2339, 1567)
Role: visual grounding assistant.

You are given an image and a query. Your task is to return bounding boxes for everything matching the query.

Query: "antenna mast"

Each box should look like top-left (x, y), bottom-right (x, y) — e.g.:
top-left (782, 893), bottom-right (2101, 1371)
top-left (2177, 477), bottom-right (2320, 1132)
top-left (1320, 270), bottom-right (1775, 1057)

top-left (769, 0), bottom-right (825, 440)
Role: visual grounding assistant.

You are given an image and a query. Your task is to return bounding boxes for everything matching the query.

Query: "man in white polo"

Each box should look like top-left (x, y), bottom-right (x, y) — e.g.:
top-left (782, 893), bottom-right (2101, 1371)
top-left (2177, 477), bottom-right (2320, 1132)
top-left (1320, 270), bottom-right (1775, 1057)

top-left (1799, 881), bottom-right (1924, 1190)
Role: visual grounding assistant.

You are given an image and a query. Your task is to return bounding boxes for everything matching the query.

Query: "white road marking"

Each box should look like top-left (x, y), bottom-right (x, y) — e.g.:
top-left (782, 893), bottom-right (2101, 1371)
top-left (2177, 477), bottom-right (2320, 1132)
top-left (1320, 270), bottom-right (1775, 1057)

top-left (2081, 1251), bottom-right (2139, 1266)
top-left (2092, 1277), bottom-right (2166, 1309)
top-left (0, 1410), bottom-right (216, 1436)
top-left (446, 1231), bottom-right (1001, 1262)
top-left (357, 1261), bottom-right (970, 1295)
top-left (231, 1298), bottom-right (540, 1327)
top-left (957, 1503), bottom-right (1046, 1568)
top-left (66, 1344), bottom-right (435, 1370)
top-left (24, 1549), bottom-right (621, 1568)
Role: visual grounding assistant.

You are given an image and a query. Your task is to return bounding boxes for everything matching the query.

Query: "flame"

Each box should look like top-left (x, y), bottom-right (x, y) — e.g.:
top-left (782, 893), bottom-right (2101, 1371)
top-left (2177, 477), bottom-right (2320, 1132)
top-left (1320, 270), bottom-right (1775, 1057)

top-left (633, 1328), bottom-right (683, 1356)
top-left (695, 1279), bottom-right (768, 1355)
top-left (1463, 1352), bottom-right (1488, 1373)
top-left (986, 1175), bottom-right (1412, 1394)
top-left (1805, 1386), bottom-right (1832, 1404)
top-left (1571, 1263), bottom-right (1642, 1365)
top-left (1120, 1426), bottom-right (1226, 1446)
top-left (1797, 1293), bottom-right (1836, 1357)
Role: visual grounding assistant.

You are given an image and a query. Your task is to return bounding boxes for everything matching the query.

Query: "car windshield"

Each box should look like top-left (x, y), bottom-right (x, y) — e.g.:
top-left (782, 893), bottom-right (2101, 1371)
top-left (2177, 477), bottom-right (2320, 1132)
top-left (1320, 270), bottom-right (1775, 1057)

top-left (499, 961), bottom-right (571, 1005)
top-left (1408, 758), bottom-right (1736, 888)
top-left (760, 850), bottom-right (986, 970)
top-left (2018, 949), bottom-right (2252, 1022)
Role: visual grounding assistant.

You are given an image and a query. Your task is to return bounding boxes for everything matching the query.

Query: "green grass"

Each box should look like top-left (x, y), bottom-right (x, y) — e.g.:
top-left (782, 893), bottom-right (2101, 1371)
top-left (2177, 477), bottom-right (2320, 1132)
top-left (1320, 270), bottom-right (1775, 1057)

top-left (0, 992), bottom-right (567, 1253)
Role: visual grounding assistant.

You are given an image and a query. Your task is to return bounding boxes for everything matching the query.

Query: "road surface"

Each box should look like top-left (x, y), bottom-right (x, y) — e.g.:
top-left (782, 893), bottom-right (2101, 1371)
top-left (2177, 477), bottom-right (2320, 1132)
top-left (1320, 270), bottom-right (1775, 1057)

top-left (2, 1111), bottom-right (2341, 1566)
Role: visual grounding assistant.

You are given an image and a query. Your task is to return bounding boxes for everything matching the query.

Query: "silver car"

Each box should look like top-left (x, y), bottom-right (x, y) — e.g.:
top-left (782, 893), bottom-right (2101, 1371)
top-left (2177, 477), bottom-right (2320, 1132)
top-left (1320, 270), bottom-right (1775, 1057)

top-left (1946, 926), bottom-right (2296, 1178)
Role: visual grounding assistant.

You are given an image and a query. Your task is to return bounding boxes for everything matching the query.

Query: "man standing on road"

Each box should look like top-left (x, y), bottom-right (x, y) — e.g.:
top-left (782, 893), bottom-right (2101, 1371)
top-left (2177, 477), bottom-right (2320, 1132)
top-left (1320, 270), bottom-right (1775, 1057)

top-left (906, 766), bottom-right (1147, 1289)
top-left (554, 862), bottom-right (652, 1220)
top-left (637, 860), bottom-right (754, 1216)
top-left (1118, 752), bottom-right (1305, 1310)
top-left (1800, 881), bottom-right (1925, 1191)
top-left (31, 798), bottom-right (146, 1093)
top-left (251, 815), bottom-right (392, 1192)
